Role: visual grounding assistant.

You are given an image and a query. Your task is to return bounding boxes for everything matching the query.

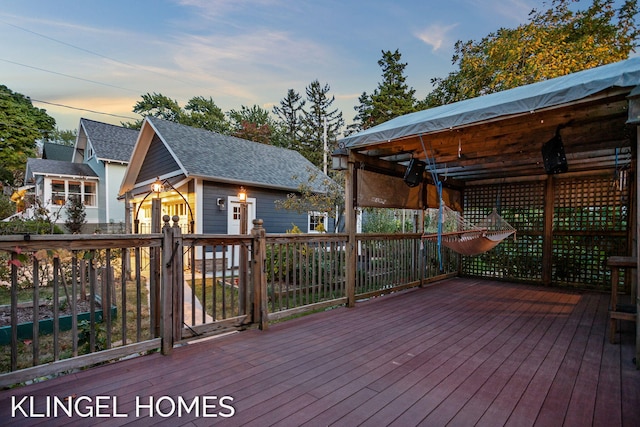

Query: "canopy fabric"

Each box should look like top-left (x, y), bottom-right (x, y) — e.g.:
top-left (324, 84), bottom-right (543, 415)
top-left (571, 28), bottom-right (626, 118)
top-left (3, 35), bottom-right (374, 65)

top-left (341, 57), bottom-right (640, 148)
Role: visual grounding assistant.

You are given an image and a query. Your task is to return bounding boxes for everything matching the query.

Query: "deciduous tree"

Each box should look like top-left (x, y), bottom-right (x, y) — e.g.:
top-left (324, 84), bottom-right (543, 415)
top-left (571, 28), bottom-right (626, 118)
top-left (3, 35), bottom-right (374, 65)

top-left (424, 0), bottom-right (639, 107)
top-left (0, 85), bottom-right (56, 185)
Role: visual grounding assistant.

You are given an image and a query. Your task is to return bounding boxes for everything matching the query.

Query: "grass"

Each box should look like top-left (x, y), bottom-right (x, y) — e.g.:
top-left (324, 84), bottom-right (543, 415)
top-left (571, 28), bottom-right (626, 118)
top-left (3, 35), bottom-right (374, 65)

top-left (0, 276), bottom-right (151, 373)
top-left (189, 277), bottom-right (240, 321)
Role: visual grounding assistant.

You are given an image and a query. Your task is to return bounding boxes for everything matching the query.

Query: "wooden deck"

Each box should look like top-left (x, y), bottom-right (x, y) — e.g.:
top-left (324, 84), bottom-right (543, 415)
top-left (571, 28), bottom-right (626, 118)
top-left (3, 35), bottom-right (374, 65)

top-left (1, 278), bottom-right (638, 426)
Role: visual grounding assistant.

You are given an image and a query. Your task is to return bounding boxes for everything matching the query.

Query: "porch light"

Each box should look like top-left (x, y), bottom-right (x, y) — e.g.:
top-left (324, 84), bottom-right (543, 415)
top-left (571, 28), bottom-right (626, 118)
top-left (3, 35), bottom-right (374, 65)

top-left (151, 178), bottom-right (164, 195)
top-left (331, 146), bottom-right (349, 171)
top-left (238, 186), bottom-right (247, 203)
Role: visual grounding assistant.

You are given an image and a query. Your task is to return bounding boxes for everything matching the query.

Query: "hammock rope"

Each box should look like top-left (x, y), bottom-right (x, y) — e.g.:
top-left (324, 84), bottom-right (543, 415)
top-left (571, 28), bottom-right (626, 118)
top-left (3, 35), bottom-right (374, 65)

top-left (418, 134), bottom-right (516, 258)
top-left (422, 204), bottom-right (516, 256)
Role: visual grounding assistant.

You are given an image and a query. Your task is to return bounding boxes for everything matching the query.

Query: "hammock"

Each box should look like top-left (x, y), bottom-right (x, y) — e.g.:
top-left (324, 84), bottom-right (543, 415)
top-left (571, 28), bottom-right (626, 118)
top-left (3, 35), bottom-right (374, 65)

top-left (423, 204), bottom-right (516, 256)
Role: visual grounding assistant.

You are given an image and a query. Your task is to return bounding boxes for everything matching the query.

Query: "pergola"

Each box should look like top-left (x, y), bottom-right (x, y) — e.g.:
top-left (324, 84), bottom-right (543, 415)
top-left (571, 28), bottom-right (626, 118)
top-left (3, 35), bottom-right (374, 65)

top-left (337, 57), bottom-right (640, 361)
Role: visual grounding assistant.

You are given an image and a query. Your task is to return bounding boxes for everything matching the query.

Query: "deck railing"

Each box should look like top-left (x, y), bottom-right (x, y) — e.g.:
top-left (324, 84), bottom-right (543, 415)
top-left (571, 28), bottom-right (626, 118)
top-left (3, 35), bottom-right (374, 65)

top-left (0, 216), bottom-right (457, 387)
top-left (0, 232), bottom-right (164, 387)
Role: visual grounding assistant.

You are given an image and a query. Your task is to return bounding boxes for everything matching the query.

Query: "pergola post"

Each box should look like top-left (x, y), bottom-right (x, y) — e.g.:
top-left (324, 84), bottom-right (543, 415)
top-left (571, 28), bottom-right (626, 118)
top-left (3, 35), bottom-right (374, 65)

top-left (635, 123), bottom-right (640, 368)
top-left (542, 176), bottom-right (555, 286)
top-left (345, 160), bottom-right (357, 308)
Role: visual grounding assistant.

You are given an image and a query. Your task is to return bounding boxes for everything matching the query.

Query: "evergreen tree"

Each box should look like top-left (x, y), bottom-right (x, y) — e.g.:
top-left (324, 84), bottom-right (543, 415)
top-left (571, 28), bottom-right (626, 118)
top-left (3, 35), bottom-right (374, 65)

top-left (64, 196), bottom-right (86, 234)
top-left (350, 49), bottom-right (418, 133)
top-left (301, 80), bottom-right (344, 169)
top-left (272, 89), bottom-right (306, 150)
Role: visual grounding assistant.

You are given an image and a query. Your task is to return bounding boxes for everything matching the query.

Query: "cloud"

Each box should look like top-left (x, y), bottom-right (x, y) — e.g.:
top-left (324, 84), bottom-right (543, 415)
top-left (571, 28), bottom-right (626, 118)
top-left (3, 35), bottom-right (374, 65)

top-left (415, 23), bottom-right (459, 52)
top-left (169, 29), bottom-right (335, 102)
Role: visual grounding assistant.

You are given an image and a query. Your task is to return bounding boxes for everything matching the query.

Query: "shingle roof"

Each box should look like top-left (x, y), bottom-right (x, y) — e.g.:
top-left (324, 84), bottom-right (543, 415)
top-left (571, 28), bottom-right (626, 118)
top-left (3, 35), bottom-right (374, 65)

top-left (80, 118), bottom-right (138, 163)
top-left (26, 158), bottom-right (98, 178)
top-left (148, 117), bottom-right (330, 192)
top-left (42, 142), bottom-right (74, 161)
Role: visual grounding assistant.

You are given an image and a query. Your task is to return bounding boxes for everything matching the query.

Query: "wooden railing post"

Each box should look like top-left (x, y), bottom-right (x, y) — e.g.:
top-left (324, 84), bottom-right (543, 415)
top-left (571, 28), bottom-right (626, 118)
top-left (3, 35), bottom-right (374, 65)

top-left (345, 161), bottom-right (357, 307)
top-left (150, 198), bottom-right (162, 337)
top-left (161, 215), bottom-right (184, 354)
top-left (251, 219), bottom-right (268, 330)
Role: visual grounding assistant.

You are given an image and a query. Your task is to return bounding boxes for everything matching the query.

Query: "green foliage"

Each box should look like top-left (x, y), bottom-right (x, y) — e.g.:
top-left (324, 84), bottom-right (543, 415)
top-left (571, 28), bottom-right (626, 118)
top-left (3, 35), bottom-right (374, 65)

top-left (350, 49), bottom-right (419, 133)
top-left (64, 197), bottom-right (86, 234)
top-left (0, 219), bottom-right (64, 235)
top-left (125, 93), bottom-right (230, 133)
top-left (275, 167), bottom-right (343, 216)
top-left (0, 192), bottom-right (15, 220)
top-left (424, 0), bottom-right (639, 107)
top-left (362, 208), bottom-right (413, 233)
top-left (183, 96), bottom-right (230, 134)
top-left (78, 320), bottom-right (107, 353)
top-left (50, 128), bottom-right (77, 146)
top-left (0, 85), bottom-right (56, 185)
top-left (300, 80), bottom-right (344, 168)
top-left (228, 104), bottom-right (281, 145)
top-left (272, 89), bottom-right (306, 150)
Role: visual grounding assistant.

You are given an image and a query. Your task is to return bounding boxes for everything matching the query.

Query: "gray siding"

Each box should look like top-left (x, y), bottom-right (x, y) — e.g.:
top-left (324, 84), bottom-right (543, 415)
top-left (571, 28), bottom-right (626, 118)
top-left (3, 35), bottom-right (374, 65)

top-left (202, 182), bottom-right (308, 234)
top-left (137, 134), bottom-right (180, 183)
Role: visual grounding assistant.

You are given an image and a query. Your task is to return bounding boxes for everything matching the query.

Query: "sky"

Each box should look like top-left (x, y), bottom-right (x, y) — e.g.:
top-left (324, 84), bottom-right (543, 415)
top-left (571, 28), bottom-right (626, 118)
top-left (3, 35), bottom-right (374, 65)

top-left (1, 0), bottom-right (544, 131)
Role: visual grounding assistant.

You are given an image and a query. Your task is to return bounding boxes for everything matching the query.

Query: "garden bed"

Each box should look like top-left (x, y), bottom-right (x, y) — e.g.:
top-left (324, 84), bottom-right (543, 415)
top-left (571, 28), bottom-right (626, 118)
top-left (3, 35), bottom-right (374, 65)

top-left (0, 300), bottom-right (116, 345)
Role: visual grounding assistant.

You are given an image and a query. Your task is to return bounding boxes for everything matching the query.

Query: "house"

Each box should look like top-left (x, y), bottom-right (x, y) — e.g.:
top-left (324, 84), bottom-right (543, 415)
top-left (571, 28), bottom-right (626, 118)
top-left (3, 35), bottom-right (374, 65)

top-left (119, 116), bottom-right (336, 235)
top-left (23, 118), bottom-right (137, 232)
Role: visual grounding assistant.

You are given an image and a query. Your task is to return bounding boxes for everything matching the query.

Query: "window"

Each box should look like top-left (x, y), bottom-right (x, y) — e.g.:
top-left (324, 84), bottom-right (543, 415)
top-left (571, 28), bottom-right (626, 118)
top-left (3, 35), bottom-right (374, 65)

top-left (68, 181), bottom-right (82, 203)
top-left (84, 182), bottom-right (96, 206)
top-left (49, 179), bottom-right (97, 207)
top-left (233, 205), bottom-right (241, 221)
top-left (308, 212), bottom-right (328, 233)
top-left (51, 180), bottom-right (66, 205)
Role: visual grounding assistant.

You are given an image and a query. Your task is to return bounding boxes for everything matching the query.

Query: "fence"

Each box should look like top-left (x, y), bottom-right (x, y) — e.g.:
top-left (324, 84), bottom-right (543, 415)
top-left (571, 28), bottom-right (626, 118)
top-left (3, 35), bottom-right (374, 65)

top-left (0, 216), bottom-right (455, 387)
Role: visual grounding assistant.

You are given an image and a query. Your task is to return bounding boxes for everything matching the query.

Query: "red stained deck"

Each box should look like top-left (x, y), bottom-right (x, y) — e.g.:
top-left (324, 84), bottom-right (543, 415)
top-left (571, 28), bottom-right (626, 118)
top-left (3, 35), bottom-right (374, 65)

top-left (1, 278), bottom-right (638, 426)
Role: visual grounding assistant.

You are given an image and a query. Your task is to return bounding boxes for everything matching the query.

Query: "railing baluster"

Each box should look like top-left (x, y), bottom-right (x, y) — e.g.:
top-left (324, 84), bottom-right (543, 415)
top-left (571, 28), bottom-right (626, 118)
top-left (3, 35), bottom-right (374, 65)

top-left (32, 256), bottom-right (40, 366)
top-left (53, 257), bottom-right (59, 361)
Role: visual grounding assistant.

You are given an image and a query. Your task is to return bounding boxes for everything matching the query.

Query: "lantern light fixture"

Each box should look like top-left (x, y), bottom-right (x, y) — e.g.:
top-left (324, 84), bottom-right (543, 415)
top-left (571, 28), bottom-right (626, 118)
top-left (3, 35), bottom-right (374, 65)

top-left (331, 146), bottom-right (349, 171)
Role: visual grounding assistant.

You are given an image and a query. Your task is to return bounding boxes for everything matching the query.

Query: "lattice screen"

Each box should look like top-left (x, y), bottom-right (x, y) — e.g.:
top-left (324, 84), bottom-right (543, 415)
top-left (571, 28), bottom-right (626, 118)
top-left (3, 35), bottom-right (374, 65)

top-left (552, 174), bottom-right (629, 290)
top-left (463, 182), bottom-right (545, 280)
top-left (461, 174), bottom-right (630, 289)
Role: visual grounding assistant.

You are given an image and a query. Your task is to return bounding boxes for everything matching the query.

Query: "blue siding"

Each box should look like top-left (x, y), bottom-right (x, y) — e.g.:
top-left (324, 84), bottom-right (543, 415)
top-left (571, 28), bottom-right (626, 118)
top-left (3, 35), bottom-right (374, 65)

top-left (137, 134), bottom-right (180, 183)
top-left (202, 182), bottom-right (308, 234)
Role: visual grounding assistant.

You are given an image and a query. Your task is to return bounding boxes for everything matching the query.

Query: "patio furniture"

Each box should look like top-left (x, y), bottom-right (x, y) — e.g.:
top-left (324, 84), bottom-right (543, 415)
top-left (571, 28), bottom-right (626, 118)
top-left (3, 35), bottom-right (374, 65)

top-left (607, 256), bottom-right (637, 344)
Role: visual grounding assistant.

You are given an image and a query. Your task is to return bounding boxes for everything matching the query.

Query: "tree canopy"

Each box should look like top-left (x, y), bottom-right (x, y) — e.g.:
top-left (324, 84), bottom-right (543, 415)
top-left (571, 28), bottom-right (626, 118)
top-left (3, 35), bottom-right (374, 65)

top-left (124, 92), bottom-right (230, 133)
top-left (0, 85), bottom-right (56, 185)
top-left (424, 0), bottom-right (639, 107)
top-left (228, 104), bottom-right (282, 146)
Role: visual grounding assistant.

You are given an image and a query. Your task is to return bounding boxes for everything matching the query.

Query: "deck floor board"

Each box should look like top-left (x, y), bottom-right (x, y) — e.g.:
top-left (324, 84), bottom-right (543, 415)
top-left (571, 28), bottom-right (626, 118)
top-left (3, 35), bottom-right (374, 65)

top-left (1, 278), bottom-right (638, 426)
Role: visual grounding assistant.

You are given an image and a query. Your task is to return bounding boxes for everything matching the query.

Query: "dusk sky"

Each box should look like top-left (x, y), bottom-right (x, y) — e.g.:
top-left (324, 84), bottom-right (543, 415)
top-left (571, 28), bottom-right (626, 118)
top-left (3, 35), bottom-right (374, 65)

top-left (2, 1), bottom-right (551, 131)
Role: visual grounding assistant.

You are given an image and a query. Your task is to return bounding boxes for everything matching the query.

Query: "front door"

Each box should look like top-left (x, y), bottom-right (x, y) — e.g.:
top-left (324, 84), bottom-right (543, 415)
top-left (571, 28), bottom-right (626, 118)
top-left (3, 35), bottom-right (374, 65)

top-left (227, 196), bottom-right (256, 267)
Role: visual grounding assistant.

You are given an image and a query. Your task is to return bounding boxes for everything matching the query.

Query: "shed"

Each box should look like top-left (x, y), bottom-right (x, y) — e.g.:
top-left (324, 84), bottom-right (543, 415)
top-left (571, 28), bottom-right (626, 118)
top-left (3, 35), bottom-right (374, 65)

top-left (120, 116), bottom-right (335, 235)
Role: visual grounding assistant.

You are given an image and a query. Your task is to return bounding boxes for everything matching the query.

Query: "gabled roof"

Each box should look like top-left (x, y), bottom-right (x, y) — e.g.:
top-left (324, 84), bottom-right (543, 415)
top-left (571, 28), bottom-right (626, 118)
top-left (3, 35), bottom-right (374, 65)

top-left (25, 158), bottom-right (98, 182)
top-left (79, 118), bottom-right (138, 163)
top-left (42, 142), bottom-right (74, 161)
top-left (121, 117), bottom-right (331, 195)
top-left (341, 56), bottom-right (640, 148)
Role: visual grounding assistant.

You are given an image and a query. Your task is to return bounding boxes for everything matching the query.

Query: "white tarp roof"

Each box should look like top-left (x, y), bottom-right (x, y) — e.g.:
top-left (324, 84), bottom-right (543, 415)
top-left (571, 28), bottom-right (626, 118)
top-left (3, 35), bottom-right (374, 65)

top-left (341, 57), bottom-right (640, 148)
